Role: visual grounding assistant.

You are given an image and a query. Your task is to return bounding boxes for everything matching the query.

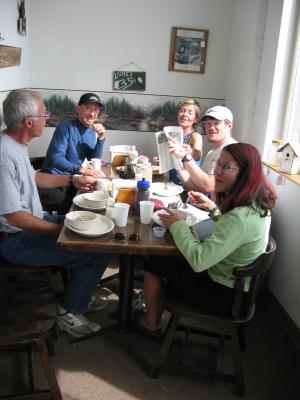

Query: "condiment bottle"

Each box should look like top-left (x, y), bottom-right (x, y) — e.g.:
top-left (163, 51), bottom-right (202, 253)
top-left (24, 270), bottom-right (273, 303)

top-left (134, 178), bottom-right (150, 215)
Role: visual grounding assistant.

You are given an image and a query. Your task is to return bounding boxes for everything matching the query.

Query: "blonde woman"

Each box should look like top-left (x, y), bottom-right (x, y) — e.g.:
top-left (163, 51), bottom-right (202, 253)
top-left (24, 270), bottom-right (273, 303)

top-left (169, 99), bottom-right (203, 186)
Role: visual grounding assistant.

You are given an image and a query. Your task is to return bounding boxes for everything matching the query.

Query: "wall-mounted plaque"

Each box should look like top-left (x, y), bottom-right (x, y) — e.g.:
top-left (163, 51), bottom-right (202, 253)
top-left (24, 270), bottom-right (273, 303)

top-left (113, 71), bottom-right (146, 91)
top-left (0, 45), bottom-right (22, 68)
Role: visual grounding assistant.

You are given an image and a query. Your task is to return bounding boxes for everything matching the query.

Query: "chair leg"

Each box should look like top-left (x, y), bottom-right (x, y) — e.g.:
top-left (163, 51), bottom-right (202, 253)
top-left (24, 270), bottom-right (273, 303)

top-left (238, 326), bottom-right (246, 351)
top-left (150, 313), bottom-right (180, 378)
top-left (231, 331), bottom-right (245, 396)
top-left (178, 328), bottom-right (190, 365)
top-left (26, 345), bottom-right (34, 392)
top-left (37, 339), bottom-right (62, 400)
top-left (216, 334), bottom-right (225, 374)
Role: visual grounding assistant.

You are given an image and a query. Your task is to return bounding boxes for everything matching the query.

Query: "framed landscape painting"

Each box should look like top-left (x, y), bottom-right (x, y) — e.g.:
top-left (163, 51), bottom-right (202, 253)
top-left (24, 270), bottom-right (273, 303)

top-left (168, 27), bottom-right (209, 74)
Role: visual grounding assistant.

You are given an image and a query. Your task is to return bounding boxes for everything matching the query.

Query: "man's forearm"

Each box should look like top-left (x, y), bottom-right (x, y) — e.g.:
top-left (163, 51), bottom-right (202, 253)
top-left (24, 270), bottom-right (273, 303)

top-left (35, 172), bottom-right (71, 189)
top-left (179, 160), bottom-right (215, 193)
top-left (6, 211), bottom-right (61, 236)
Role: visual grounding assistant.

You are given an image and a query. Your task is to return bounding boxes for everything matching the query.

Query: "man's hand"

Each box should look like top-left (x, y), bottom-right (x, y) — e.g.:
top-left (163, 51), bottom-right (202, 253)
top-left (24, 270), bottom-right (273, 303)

top-left (79, 167), bottom-right (105, 178)
top-left (182, 143), bottom-right (192, 154)
top-left (73, 175), bottom-right (96, 192)
top-left (93, 123), bottom-right (106, 140)
top-left (168, 143), bottom-right (187, 160)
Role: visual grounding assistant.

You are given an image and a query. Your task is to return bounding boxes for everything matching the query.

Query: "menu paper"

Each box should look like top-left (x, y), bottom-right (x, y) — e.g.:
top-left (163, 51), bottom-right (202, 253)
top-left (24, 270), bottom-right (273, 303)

top-left (155, 126), bottom-right (184, 174)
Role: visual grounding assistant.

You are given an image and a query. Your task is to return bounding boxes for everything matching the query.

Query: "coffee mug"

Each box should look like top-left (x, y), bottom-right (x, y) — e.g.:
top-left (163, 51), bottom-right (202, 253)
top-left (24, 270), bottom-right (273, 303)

top-left (88, 158), bottom-right (101, 170)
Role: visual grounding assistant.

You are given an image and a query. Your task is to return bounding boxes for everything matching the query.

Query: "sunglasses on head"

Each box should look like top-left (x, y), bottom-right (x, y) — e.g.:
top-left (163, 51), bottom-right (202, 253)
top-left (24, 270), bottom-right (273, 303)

top-left (112, 232), bottom-right (141, 242)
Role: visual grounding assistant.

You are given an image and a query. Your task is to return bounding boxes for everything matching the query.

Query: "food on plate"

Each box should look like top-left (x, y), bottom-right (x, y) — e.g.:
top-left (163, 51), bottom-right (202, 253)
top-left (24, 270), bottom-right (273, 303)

top-left (149, 198), bottom-right (164, 211)
top-left (151, 165), bottom-right (160, 174)
top-left (136, 155), bottom-right (149, 165)
top-left (75, 215), bottom-right (91, 221)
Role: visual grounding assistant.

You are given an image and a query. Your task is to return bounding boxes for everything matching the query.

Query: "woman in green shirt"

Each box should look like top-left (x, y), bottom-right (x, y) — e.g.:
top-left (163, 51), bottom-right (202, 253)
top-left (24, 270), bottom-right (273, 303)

top-left (136, 143), bottom-right (277, 335)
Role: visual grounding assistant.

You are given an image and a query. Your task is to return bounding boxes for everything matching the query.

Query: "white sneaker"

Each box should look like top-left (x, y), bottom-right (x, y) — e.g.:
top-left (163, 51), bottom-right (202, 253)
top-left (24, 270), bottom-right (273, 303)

top-left (87, 294), bottom-right (109, 313)
top-left (58, 312), bottom-right (101, 338)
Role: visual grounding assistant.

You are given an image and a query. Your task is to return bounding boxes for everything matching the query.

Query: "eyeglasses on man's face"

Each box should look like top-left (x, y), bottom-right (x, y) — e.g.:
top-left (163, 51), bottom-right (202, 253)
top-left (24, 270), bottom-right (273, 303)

top-left (27, 111), bottom-right (51, 119)
top-left (211, 159), bottom-right (240, 173)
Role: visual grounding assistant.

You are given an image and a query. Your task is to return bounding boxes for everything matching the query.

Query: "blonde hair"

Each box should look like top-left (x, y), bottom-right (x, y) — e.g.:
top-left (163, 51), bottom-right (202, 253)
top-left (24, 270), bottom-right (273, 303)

top-left (177, 99), bottom-right (202, 121)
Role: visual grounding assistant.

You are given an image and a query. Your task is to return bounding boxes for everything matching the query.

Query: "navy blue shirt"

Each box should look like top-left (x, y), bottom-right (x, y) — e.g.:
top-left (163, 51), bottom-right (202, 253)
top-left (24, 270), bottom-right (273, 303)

top-left (42, 119), bottom-right (105, 175)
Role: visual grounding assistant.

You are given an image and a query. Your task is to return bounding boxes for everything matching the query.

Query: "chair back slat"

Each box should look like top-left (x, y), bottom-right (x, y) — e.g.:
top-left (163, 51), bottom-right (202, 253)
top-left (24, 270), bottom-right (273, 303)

top-left (232, 235), bottom-right (277, 318)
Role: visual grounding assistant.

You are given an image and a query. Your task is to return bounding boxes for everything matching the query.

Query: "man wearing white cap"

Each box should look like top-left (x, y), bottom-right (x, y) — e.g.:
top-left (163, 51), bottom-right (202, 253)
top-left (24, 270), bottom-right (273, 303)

top-left (169, 105), bottom-right (237, 193)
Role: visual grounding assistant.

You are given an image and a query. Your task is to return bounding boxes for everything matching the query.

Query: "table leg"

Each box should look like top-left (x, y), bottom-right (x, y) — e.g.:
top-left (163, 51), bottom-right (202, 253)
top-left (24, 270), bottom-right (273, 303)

top-left (118, 254), bottom-right (135, 332)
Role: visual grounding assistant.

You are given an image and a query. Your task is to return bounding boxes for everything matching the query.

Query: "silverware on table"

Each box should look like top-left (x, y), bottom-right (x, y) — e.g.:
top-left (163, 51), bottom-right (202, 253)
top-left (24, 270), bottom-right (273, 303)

top-left (182, 196), bottom-right (190, 209)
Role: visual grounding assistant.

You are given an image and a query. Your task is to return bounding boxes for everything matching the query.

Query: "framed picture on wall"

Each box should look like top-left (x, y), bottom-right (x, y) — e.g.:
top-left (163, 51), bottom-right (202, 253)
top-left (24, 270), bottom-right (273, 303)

top-left (168, 27), bottom-right (209, 74)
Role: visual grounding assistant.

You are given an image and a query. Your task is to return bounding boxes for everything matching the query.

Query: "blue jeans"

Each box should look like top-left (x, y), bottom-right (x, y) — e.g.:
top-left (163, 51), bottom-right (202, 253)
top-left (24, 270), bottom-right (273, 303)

top-left (0, 214), bottom-right (110, 314)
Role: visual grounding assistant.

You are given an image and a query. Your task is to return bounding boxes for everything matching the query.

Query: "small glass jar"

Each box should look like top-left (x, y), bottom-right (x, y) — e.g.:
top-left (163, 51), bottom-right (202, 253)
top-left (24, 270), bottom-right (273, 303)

top-left (105, 197), bottom-right (115, 220)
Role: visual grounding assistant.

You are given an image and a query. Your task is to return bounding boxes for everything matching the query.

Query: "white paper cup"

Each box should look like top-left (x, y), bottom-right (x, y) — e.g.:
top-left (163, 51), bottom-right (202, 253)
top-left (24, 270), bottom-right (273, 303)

top-left (114, 202), bottom-right (130, 227)
top-left (139, 200), bottom-right (154, 224)
top-left (96, 178), bottom-right (110, 192)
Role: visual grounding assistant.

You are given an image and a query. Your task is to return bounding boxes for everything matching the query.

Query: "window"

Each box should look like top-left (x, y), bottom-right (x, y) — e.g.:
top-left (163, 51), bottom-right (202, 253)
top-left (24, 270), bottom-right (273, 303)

top-left (282, 3), bottom-right (300, 144)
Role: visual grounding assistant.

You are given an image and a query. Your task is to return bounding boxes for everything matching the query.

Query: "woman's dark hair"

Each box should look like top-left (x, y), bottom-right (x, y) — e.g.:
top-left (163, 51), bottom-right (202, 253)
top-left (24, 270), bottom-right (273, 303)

top-left (216, 143), bottom-right (277, 216)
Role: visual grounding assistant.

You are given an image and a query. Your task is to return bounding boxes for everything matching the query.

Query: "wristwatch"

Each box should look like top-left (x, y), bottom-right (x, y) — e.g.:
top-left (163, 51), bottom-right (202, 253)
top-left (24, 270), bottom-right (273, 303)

top-left (182, 153), bottom-right (193, 163)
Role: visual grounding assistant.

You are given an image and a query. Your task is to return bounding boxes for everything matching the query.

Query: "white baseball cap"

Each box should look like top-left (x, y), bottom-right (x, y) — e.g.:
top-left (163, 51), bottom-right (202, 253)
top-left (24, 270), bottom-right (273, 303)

top-left (200, 106), bottom-right (233, 122)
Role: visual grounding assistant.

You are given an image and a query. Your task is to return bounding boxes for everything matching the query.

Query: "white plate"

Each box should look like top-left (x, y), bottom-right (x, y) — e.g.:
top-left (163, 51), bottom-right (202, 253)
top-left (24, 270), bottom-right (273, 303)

top-left (152, 209), bottom-right (198, 227)
top-left (73, 193), bottom-right (106, 211)
top-left (64, 214), bottom-right (114, 237)
top-left (151, 182), bottom-right (184, 197)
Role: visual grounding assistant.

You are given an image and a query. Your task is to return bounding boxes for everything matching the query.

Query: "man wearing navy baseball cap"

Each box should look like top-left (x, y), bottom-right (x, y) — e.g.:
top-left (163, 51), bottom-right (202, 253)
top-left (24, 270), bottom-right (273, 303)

top-left (40, 92), bottom-right (107, 215)
top-left (78, 92), bottom-right (103, 107)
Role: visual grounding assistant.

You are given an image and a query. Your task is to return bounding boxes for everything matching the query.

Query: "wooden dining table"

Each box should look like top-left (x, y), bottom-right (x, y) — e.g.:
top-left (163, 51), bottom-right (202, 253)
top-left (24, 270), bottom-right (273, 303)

top-left (57, 207), bottom-right (180, 335)
top-left (57, 165), bottom-right (182, 339)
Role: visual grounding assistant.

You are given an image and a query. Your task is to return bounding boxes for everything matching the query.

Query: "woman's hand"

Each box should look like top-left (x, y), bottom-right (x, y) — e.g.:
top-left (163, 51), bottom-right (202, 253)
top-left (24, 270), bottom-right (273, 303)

top-left (188, 191), bottom-right (216, 211)
top-left (158, 208), bottom-right (183, 228)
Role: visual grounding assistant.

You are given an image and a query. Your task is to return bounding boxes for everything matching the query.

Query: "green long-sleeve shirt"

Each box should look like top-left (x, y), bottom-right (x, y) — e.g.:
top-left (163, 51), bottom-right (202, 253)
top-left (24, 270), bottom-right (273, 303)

top-left (169, 205), bottom-right (271, 291)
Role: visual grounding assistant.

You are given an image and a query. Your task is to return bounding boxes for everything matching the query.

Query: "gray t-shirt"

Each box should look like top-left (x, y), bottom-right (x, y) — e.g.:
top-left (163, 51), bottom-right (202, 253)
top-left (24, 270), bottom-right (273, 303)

top-left (201, 137), bottom-right (238, 175)
top-left (0, 132), bottom-right (43, 233)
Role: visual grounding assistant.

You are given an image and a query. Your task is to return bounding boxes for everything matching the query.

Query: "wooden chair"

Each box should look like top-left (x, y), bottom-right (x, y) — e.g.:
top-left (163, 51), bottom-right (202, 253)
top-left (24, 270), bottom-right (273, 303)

top-left (150, 236), bottom-right (277, 396)
top-left (0, 276), bottom-right (62, 399)
top-left (0, 255), bottom-right (68, 295)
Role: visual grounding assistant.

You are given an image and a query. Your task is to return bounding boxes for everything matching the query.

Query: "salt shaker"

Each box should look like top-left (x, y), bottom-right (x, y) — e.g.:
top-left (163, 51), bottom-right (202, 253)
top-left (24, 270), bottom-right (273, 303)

top-left (105, 197), bottom-right (115, 219)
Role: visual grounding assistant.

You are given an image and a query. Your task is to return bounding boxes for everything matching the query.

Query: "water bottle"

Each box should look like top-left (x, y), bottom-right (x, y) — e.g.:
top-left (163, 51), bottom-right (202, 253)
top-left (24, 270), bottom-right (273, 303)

top-left (134, 178), bottom-right (150, 215)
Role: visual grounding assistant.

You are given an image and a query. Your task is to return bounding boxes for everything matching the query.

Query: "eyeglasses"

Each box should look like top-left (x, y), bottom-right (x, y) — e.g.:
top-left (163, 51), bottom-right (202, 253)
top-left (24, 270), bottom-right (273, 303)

top-left (112, 232), bottom-right (141, 242)
top-left (211, 159), bottom-right (240, 173)
top-left (27, 111), bottom-right (51, 119)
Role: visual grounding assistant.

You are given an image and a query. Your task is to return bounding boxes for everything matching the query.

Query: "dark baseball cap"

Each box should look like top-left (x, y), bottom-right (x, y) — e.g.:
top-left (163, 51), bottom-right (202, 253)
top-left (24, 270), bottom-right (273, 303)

top-left (78, 93), bottom-right (103, 107)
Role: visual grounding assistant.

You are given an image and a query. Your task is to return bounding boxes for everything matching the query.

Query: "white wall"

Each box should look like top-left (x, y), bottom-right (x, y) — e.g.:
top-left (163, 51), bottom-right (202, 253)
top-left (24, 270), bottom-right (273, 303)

top-left (265, 168), bottom-right (300, 328)
top-left (0, 0), bottom-right (30, 89)
top-left (28, 0), bottom-right (233, 98)
top-left (26, 0), bottom-right (233, 159)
